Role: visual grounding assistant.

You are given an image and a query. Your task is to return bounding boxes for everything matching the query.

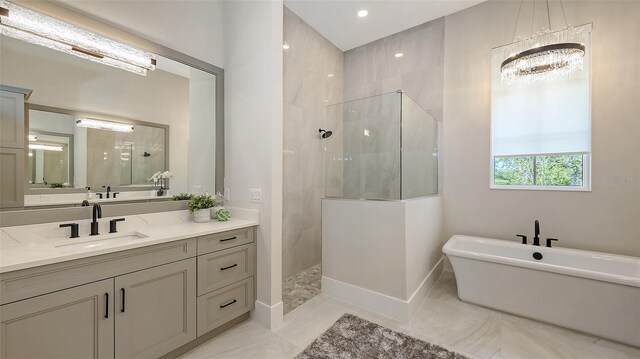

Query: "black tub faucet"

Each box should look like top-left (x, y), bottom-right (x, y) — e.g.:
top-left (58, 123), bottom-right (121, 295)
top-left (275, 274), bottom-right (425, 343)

top-left (533, 220), bottom-right (541, 246)
top-left (91, 203), bottom-right (102, 236)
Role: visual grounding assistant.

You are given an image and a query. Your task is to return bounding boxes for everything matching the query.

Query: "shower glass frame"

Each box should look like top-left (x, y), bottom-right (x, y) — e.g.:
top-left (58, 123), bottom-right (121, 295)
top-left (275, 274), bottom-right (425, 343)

top-left (324, 90), bottom-right (439, 201)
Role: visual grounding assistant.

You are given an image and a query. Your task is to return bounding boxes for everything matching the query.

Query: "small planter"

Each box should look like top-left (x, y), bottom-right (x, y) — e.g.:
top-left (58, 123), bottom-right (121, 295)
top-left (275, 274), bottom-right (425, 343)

top-left (193, 209), bottom-right (211, 223)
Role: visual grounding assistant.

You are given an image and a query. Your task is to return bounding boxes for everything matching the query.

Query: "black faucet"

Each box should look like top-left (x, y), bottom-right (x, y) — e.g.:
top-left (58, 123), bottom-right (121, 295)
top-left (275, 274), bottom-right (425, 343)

top-left (102, 185), bottom-right (111, 199)
top-left (533, 220), bottom-right (541, 246)
top-left (91, 203), bottom-right (102, 236)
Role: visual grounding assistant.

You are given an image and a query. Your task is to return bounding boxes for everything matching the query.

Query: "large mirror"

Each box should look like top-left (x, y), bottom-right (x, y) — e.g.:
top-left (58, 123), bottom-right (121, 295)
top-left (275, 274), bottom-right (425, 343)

top-left (0, 27), bottom-right (220, 208)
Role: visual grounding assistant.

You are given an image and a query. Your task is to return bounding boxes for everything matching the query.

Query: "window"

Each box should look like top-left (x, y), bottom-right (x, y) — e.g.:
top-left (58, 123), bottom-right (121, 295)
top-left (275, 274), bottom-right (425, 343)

top-left (490, 25), bottom-right (592, 191)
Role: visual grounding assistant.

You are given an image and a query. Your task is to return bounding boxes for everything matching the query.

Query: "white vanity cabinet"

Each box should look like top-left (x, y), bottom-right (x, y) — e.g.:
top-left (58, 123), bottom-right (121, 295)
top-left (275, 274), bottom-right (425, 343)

top-left (0, 226), bottom-right (257, 359)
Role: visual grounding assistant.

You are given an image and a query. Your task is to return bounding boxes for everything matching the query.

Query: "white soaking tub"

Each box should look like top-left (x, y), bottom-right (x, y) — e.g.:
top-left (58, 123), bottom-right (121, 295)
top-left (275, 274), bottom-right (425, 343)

top-left (443, 235), bottom-right (640, 347)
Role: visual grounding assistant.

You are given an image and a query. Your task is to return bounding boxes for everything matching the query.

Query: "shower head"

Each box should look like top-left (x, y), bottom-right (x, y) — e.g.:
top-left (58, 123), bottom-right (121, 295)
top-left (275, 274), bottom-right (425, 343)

top-left (319, 128), bottom-right (333, 139)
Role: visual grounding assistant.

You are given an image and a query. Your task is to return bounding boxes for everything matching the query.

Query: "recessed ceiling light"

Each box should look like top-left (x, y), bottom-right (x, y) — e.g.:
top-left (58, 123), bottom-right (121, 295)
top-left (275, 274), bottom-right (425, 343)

top-left (328, 73), bottom-right (334, 78)
top-left (394, 52), bottom-right (404, 58)
top-left (283, 43), bottom-right (290, 50)
top-left (357, 10), bottom-right (368, 18)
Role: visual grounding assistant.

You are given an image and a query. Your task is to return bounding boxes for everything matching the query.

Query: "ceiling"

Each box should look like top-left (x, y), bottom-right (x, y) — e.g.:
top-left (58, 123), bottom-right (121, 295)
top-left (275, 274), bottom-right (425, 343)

top-left (284, 0), bottom-right (486, 51)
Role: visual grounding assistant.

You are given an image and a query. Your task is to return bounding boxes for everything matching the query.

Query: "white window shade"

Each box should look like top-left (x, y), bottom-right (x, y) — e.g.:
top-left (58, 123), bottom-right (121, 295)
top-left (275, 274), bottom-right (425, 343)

top-left (491, 30), bottom-right (591, 157)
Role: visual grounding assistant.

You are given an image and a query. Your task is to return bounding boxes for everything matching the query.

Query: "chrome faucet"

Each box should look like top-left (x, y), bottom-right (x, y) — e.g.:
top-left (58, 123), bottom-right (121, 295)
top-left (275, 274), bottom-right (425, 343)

top-left (91, 203), bottom-right (102, 236)
top-left (533, 220), bottom-right (541, 246)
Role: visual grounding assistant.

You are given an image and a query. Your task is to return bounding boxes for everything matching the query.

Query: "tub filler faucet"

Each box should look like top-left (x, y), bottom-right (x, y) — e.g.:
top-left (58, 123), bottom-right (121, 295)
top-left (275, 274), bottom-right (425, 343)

top-left (533, 220), bottom-right (541, 246)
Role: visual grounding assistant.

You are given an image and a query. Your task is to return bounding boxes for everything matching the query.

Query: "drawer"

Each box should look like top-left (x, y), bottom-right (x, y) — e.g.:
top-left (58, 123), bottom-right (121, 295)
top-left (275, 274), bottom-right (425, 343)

top-left (197, 243), bottom-right (255, 295)
top-left (197, 277), bottom-right (254, 336)
top-left (197, 228), bottom-right (254, 255)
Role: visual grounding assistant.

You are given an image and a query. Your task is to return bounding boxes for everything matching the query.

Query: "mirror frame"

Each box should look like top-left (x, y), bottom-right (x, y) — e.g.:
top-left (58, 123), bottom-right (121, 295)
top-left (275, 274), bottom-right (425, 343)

top-left (26, 104), bottom-right (170, 194)
top-left (13, 0), bottom-right (225, 198)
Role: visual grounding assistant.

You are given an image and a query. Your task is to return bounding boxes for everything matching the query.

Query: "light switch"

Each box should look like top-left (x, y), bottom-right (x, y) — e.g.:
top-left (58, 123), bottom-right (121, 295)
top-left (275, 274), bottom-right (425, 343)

top-left (249, 189), bottom-right (262, 203)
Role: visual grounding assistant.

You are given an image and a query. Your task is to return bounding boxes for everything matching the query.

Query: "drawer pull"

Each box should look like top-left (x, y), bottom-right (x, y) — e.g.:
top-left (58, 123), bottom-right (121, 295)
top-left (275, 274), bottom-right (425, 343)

top-left (219, 236), bottom-right (237, 242)
top-left (220, 299), bottom-right (237, 309)
top-left (220, 264), bottom-right (238, 271)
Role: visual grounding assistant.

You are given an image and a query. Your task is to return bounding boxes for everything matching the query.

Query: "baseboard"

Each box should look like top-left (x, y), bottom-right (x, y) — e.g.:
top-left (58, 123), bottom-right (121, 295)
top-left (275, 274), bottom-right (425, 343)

top-left (322, 257), bottom-right (444, 323)
top-left (253, 300), bottom-right (284, 330)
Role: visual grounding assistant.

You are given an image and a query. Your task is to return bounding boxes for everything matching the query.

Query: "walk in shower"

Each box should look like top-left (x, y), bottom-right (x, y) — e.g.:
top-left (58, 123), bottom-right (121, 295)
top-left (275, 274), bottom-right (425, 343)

top-left (325, 91), bottom-right (439, 200)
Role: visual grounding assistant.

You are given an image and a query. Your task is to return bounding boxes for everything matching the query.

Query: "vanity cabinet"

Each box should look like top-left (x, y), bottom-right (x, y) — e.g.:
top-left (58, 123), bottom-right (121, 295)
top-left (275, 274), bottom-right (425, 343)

top-left (0, 226), bottom-right (257, 359)
top-left (115, 259), bottom-right (196, 359)
top-left (0, 279), bottom-right (114, 359)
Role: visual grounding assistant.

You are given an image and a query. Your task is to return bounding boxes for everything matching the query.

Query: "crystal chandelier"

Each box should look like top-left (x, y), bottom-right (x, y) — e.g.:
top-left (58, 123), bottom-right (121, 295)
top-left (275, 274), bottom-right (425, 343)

top-left (0, 0), bottom-right (156, 76)
top-left (501, 0), bottom-right (585, 85)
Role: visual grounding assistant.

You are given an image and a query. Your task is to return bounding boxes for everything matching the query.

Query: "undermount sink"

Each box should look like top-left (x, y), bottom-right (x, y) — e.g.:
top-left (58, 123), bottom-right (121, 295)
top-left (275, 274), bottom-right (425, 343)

top-left (54, 231), bottom-right (149, 252)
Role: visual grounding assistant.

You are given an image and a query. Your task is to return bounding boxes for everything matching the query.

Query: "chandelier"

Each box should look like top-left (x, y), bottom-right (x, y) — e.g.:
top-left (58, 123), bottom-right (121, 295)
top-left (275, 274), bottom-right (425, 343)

top-left (0, 0), bottom-right (156, 76)
top-left (501, 0), bottom-right (585, 85)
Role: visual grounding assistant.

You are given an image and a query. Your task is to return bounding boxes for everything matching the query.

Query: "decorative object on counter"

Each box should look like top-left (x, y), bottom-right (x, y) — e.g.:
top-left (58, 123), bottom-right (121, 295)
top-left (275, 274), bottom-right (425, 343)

top-left (171, 193), bottom-right (193, 201)
top-left (215, 208), bottom-right (230, 222)
top-left (85, 187), bottom-right (93, 200)
top-left (147, 171), bottom-right (173, 196)
top-left (49, 182), bottom-right (68, 188)
top-left (500, 0), bottom-right (585, 85)
top-left (210, 191), bottom-right (228, 219)
top-left (187, 194), bottom-right (216, 223)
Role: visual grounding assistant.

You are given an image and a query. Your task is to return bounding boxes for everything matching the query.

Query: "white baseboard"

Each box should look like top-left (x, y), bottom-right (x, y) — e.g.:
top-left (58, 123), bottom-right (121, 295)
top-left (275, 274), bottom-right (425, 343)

top-left (322, 257), bottom-right (444, 323)
top-left (253, 300), bottom-right (283, 330)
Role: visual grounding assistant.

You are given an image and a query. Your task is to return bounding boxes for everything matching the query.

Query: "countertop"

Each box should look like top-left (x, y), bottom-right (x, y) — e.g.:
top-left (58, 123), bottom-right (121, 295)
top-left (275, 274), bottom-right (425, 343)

top-left (0, 210), bottom-right (258, 273)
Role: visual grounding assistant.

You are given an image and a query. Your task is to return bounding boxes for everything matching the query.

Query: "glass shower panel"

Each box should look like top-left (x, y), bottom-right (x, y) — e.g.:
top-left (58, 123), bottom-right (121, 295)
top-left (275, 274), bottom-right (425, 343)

top-left (401, 94), bottom-right (438, 199)
top-left (325, 92), bottom-right (401, 200)
top-left (325, 91), bottom-right (437, 201)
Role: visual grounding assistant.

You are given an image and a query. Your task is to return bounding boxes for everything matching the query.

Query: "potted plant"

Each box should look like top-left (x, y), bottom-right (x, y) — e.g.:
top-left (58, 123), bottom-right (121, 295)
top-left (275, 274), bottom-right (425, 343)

top-left (172, 193), bottom-right (193, 201)
top-left (187, 194), bottom-right (215, 223)
top-left (146, 171), bottom-right (173, 196)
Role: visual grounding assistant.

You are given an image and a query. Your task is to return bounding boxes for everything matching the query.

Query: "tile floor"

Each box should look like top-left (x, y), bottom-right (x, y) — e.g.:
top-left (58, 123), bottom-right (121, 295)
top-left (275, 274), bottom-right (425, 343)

top-left (179, 271), bottom-right (640, 359)
top-left (282, 264), bottom-right (322, 315)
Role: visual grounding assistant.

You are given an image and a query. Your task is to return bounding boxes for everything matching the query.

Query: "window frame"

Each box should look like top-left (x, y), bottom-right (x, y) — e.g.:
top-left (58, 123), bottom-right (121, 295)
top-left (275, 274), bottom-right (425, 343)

top-left (489, 152), bottom-right (591, 192)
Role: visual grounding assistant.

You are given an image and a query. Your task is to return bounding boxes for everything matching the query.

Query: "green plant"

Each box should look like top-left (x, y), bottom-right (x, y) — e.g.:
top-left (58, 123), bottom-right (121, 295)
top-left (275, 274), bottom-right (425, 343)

top-left (172, 193), bottom-right (193, 201)
top-left (187, 194), bottom-right (215, 213)
top-left (49, 182), bottom-right (65, 188)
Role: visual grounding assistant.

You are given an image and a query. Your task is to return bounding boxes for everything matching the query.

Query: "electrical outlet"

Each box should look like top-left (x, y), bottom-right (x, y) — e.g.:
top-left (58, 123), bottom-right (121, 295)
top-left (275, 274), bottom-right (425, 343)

top-left (249, 189), bottom-right (262, 203)
top-left (224, 187), bottom-right (230, 201)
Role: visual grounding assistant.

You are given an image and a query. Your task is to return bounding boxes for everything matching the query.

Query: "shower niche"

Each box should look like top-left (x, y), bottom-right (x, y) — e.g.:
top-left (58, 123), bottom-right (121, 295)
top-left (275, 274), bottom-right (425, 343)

top-left (324, 91), bottom-right (438, 201)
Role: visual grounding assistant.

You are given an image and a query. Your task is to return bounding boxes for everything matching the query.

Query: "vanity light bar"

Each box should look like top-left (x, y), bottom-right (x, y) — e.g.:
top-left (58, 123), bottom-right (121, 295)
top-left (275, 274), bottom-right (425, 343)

top-left (29, 143), bottom-right (63, 151)
top-left (76, 118), bottom-right (134, 133)
top-left (0, 0), bottom-right (156, 76)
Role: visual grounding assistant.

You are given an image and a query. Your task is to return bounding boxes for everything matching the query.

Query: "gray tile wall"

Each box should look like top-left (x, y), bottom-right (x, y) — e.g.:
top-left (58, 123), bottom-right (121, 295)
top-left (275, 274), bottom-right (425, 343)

top-left (283, 7), bottom-right (343, 280)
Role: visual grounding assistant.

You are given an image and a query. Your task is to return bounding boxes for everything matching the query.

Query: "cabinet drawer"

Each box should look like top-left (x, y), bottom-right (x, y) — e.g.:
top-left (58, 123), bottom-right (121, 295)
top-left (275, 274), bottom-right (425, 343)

top-left (197, 228), bottom-right (254, 255)
top-left (197, 243), bottom-right (255, 296)
top-left (196, 277), bottom-right (254, 336)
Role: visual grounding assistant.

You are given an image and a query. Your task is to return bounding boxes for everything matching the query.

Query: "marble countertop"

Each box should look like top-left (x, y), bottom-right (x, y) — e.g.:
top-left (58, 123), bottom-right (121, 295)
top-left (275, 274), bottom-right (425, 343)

top-left (0, 209), bottom-right (258, 274)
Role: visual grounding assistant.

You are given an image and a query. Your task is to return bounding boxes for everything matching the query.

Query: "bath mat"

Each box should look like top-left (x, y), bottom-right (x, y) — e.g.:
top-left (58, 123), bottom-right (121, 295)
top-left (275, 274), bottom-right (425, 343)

top-left (295, 313), bottom-right (469, 359)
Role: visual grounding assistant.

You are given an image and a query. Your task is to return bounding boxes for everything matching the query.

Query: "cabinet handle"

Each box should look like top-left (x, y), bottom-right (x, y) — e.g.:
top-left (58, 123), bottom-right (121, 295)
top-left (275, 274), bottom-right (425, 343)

top-left (104, 293), bottom-right (109, 319)
top-left (220, 299), bottom-right (237, 309)
top-left (219, 236), bottom-right (237, 242)
top-left (121, 288), bottom-right (126, 313)
top-left (220, 264), bottom-right (238, 271)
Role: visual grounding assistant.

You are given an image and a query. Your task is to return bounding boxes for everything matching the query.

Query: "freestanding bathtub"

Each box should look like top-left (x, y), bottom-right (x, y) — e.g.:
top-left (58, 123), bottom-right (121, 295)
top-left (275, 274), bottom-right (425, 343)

top-left (443, 235), bottom-right (640, 347)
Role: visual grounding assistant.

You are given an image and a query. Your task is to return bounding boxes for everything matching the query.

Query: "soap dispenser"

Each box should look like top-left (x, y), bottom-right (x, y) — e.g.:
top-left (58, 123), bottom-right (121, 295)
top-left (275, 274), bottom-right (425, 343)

top-left (86, 187), bottom-right (93, 200)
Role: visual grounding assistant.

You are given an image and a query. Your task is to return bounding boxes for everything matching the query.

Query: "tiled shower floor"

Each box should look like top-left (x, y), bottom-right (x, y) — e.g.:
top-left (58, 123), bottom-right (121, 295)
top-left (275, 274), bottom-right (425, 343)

top-left (282, 264), bottom-right (322, 314)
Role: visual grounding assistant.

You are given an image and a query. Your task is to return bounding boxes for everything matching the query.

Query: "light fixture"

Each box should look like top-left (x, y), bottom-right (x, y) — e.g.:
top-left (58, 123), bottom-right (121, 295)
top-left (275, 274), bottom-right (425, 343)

top-left (394, 52), bottom-right (404, 58)
top-left (29, 144), bottom-right (63, 151)
top-left (28, 134), bottom-right (37, 141)
top-left (327, 73), bottom-right (334, 78)
top-left (76, 118), bottom-right (134, 133)
top-left (283, 43), bottom-right (290, 50)
top-left (357, 10), bottom-right (368, 18)
top-left (500, 0), bottom-right (585, 85)
top-left (0, 0), bottom-right (156, 76)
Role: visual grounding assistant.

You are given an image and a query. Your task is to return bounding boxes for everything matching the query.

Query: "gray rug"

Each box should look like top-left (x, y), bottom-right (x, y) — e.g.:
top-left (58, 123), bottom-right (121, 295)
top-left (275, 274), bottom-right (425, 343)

top-left (295, 313), bottom-right (469, 359)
